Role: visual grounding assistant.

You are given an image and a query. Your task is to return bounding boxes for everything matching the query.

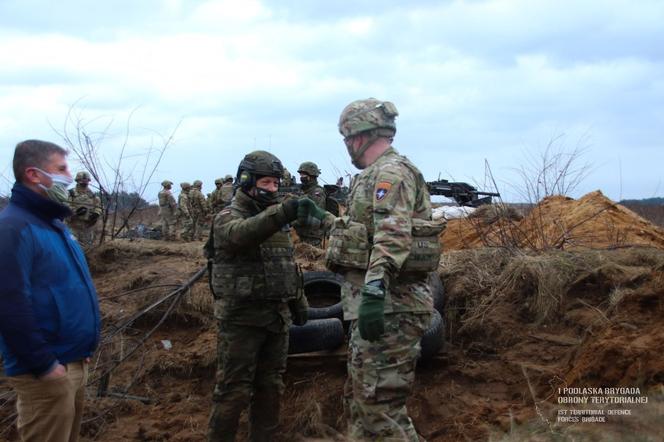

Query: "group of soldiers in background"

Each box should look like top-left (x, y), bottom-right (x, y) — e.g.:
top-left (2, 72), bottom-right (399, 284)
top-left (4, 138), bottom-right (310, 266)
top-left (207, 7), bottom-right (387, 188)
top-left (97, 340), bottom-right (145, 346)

top-left (157, 162), bottom-right (328, 244)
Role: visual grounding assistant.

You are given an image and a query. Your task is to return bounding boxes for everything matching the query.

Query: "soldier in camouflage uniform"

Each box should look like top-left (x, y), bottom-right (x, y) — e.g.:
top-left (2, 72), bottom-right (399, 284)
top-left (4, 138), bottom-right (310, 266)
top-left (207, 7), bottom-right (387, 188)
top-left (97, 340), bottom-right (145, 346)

top-left (190, 180), bottom-right (208, 241)
top-left (67, 171), bottom-right (102, 249)
top-left (178, 182), bottom-right (193, 241)
top-left (294, 161), bottom-right (326, 246)
top-left (158, 180), bottom-right (177, 240)
top-left (208, 178), bottom-right (225, 214)
top-left (207, 151), bottom-right (309, 442)
top-left (298, 98), bottom-right (440, 441)
top-left (220, 175), bottom-right (234, 207)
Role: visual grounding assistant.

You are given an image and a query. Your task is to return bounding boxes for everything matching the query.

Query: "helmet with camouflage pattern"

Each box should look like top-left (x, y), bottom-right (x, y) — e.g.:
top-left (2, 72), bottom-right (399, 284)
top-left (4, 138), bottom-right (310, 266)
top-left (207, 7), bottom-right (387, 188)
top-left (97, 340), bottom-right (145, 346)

top-left (161, 180), bottom-right (173, 187)
top-left (214, 178), bottom-right (223, 185)
top-left (338, 98), bottom-right (398, 139)
top-left (224, 174), bottom-right (233, 182)
top-left (193, 180), bottom-right (203, 188)
top-left (180, 182), bottom-right (191, 190)
top-left (236, 150), bottom-right (284, 190)
top-left (297, 161), bottom-right (321, 177)
top-left (75, 171), bottom-right (91, 183)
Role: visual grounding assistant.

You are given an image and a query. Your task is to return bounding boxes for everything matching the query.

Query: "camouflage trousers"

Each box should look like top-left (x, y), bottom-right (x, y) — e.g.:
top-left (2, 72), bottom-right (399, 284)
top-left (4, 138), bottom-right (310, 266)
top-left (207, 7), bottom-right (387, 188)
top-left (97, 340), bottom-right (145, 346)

top-left (69, 224), bottom-right (96, 250)
top-left (180, 216), bottom-right (194, 241)
top-left (345, 312), bottom-right (431, 442)
top-left (191, 214), bottom-right (203, 240)
top-left (208, 321), bottom-right (288, 442)
top-left (160, 215), bottom-right (176, 241)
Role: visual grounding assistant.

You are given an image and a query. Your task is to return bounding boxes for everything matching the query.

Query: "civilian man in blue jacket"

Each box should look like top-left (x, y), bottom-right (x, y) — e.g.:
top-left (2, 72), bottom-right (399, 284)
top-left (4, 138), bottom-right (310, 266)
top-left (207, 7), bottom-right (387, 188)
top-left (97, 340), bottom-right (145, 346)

top-left (0, 140), bottom-right (101, 442)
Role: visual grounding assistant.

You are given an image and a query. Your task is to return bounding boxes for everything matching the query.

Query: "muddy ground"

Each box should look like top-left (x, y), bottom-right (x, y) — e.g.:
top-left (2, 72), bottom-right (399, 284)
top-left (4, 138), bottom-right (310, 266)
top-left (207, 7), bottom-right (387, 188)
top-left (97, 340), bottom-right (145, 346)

top-left (1, 193), bottom-right (664, 441)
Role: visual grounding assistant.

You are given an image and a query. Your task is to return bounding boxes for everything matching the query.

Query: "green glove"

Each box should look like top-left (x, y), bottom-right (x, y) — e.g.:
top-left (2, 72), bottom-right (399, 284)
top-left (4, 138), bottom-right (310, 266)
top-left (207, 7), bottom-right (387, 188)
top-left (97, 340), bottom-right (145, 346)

top-left (358, 280), bottom-right (385, 341)
top-left (297, 197), bottom-right (326, 226)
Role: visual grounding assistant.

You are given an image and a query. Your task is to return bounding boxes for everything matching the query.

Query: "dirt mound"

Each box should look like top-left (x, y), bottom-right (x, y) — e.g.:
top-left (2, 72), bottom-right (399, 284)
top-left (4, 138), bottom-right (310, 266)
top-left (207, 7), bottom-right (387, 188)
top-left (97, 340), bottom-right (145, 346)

top-left (442, 191), bottom-right (664, 251)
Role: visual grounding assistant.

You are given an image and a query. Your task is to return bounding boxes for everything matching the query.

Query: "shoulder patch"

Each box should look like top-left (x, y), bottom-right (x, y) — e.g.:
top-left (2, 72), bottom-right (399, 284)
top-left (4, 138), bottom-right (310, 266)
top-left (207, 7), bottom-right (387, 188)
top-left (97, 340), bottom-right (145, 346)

top-left (375, 181), bottom-right (392, 201)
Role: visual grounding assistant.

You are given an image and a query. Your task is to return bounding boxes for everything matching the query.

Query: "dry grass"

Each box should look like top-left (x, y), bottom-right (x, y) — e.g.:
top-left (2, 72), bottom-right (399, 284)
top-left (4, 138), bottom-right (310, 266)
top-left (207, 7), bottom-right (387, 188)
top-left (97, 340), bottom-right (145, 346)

top-left (439, 247), bottom-right (664, 345)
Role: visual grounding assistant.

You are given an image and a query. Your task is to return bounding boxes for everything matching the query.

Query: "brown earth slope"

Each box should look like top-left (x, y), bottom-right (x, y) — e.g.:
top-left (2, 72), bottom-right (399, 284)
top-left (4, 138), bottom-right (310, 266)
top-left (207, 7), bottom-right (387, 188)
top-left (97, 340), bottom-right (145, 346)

top-left (1, 193), bottom-right (664, 441)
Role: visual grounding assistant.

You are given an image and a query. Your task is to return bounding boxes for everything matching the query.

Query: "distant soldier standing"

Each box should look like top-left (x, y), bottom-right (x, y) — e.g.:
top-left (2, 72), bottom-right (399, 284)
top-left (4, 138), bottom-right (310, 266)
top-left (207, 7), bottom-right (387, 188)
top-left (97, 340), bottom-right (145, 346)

top-left (190, 180), bottom-right (208, 241)
top-left (178, 182), bottom-right (193, 241)
top-left (220, 175), bottom-right (234, 207)
top-left (207, 151), bottom-right (309, 442)
top-left (67, 171), bottom-right (102, 249)
top-left (209, 178), bottom-right (225, 214)
top-left (158, 180), bottom-right (177, 241)
top-left (294, 161), bottom-right (326, 246)
top-left (298, 98), bottom-right (442, 441)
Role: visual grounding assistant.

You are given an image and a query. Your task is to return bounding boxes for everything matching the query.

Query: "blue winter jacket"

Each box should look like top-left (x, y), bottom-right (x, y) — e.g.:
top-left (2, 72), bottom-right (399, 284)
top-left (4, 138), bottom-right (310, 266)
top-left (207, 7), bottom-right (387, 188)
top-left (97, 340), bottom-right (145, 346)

top-left (0, 183), bottom-right (101, 376)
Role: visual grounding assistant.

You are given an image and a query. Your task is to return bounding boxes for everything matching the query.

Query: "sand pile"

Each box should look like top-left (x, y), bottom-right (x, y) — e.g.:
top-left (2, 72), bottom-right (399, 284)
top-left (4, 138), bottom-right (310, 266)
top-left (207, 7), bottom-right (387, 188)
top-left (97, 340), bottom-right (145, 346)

top-left (442, 191), bottom-right (664, 251)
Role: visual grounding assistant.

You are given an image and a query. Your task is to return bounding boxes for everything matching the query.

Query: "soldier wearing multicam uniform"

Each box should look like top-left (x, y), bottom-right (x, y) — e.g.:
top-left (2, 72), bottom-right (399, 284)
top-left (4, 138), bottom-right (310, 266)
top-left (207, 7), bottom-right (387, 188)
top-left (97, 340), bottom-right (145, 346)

top-left (298, 98), bottom-right (443, 441)
top-left (67, 171), bottom-right (102, 249)
top-left (190, 180), bottom-right (208, 241)
top-left (220, 175), bottom-right (234, 206)
top-left (209, 177), bottom-right (232, 215)
top-left (207, 151), bottom-right (308, 442)
top-left (294, 161), bottom-right (326, 246)
top-left (178, 182), bottom-right (193, 241)
top-left (158, 180), bottom-right (178, 241)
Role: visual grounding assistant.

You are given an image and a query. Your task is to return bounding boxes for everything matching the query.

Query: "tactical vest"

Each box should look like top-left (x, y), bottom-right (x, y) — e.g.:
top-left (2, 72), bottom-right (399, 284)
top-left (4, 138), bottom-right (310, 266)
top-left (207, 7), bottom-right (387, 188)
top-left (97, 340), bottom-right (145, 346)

top-left (158, 190), bottom-right (170, 207)
top-left (212, 226), bottom-right (300, 302)
top-left (325, 216), bottom-right (445, 274)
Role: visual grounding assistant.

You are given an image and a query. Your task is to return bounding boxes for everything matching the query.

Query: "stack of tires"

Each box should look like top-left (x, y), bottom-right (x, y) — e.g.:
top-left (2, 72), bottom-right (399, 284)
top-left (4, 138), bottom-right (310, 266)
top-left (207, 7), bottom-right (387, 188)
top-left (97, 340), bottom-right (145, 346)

top-left (289, 271), bottom-right (446, 361)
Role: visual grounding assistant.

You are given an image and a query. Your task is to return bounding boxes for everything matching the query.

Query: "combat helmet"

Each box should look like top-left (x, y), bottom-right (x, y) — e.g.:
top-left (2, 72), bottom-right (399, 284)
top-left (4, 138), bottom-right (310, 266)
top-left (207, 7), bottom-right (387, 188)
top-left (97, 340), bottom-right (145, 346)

top-left (214, 178), bottom-right (223, 185)
top-left (297, 161), bottom-right (321, 177)
top-left (338, 98), bottom-right (398, 139)
top-left (180, 182), bottom-right (191, 190)
top-left (224, 174), bottom-right (233, 182)
top-left (193, 180), bottom-right (203, 189)
top-left (75, 171), bottom-right (91, 183)
top-left (161, 180), bottom-right (173, 187)
top-left (236, 150), bottom-right (284, 190)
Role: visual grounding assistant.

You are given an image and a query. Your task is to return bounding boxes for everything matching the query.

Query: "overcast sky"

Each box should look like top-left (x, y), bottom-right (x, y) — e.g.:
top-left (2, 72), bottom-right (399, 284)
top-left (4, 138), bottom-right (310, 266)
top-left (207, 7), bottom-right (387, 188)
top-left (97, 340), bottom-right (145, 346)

top-left (1, 0), bottom-right (662, 203)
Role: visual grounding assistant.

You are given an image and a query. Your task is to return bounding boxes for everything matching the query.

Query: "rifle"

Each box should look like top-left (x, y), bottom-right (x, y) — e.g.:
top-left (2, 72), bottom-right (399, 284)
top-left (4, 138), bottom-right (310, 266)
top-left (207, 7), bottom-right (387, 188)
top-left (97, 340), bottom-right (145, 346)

top-left (427, 180), bottom-right (500, 207)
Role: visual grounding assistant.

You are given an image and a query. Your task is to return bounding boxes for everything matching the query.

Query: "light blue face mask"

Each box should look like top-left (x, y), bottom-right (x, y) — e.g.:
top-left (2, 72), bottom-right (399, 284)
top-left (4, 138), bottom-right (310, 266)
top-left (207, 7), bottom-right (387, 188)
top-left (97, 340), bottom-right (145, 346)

top-left (33, 167), bottom-right (73, 205)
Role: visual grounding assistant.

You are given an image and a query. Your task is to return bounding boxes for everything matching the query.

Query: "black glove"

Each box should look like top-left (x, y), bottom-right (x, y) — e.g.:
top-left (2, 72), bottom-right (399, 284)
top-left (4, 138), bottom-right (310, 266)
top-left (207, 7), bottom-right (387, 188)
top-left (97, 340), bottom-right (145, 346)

top-left (88, 212), bottom-right (100, 224)
top-left (75, 206), bottom-right (88, 217)
top-left (281, 198), bottom-right (299, 222)
top-left (289, 297), bottom-right (308, 326)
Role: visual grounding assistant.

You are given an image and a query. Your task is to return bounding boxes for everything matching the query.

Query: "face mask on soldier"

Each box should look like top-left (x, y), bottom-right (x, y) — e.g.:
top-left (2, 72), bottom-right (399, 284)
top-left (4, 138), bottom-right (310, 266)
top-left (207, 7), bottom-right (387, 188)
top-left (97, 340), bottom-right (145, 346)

top-left (254, 187), bottom-right (279, 206)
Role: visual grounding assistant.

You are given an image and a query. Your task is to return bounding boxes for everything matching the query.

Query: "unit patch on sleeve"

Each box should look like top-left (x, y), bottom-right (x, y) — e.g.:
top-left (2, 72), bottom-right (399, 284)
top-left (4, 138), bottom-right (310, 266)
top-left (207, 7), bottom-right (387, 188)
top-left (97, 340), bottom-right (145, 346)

top-left (375, 182), bottom-right (392, 201)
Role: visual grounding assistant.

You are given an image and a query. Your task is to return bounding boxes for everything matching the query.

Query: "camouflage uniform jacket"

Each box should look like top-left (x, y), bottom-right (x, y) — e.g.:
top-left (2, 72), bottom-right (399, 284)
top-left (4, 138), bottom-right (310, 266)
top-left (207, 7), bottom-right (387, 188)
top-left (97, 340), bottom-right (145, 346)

top-left (220, 183), bottom-right (234, 205)
top-left (295, 181), bottom-right (326, 241)
top-left (189, 188), bottom-right (208, 217)
top-left (210, 189), bottom-right (299, 331)
top-left (178, 191), bottom-right (191, 217)
top-left (322, 147), bottom-right (433, 317)
top-left (158, 189), bottom-right (177, 218)
top-left (208, 188), bottom-right (224, 214)
top-left (68, 186), bottom-right (102, 225)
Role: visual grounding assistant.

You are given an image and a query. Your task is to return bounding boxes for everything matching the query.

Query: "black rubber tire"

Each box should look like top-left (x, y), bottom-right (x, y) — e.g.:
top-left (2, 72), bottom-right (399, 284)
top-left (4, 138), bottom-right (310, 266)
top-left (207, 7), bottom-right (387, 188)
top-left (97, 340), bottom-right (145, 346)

top-left (303, 271), bottom-right (344, 321)
top-left (288, 318), bottom-right (345, 354)
top-left (428, 272), bottom-right (445, 315)
top-left (419, 309), bottom-right (445, 361)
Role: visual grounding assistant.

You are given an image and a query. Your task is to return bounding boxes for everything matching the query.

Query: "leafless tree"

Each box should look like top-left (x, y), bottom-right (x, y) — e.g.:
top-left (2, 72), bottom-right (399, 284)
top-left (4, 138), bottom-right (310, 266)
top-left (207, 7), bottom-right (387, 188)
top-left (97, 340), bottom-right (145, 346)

top-left (52, 102), bottom-right (181, 243)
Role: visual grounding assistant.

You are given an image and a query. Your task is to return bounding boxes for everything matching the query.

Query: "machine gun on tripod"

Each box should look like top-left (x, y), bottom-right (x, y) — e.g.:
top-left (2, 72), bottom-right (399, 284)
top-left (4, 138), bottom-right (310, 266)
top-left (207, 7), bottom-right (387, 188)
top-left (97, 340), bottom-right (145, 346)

top-left (427, 180), bottom-right (500, 207)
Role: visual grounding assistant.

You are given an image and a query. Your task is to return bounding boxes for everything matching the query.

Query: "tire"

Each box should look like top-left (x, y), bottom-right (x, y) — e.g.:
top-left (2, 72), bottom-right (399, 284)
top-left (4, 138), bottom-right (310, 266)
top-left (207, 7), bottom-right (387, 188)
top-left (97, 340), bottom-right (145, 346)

top-left (288, 318), bottom-right (345, 354)
top-left (427, 272), bottom-right (445, 315)
top-left (419, 309), bottom-right (445, 361)
top-left (303, 271), bottom-right (344, 321)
